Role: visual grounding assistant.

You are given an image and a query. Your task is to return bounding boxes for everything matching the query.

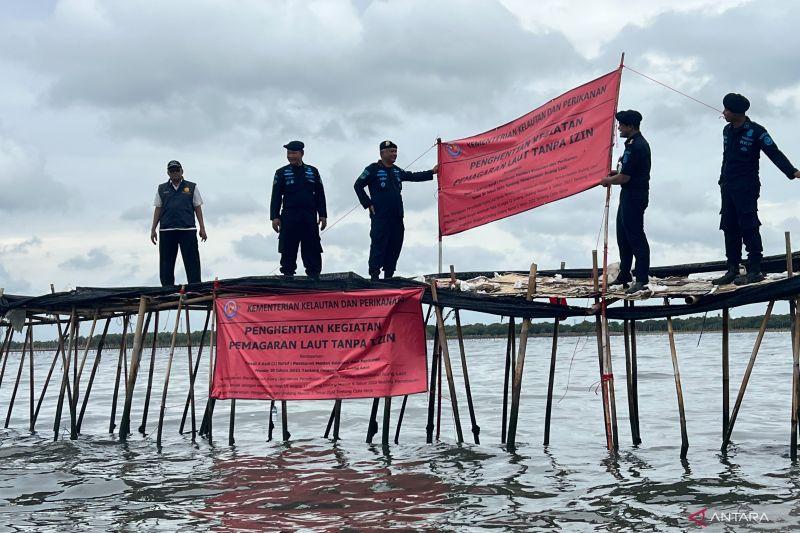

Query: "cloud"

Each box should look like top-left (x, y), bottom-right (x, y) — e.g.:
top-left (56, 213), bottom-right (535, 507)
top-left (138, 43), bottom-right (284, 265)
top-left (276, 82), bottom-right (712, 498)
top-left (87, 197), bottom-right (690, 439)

top-left (0, 262), bottom-right (32, 293)
top-left (0, 236), bottom-right (42, 254)
top-left (58, 247), bottom-right (113, 270)
top-left (0, 136), bottom-right (74, 213)
top-left (231, 233), bottom-right (276, 262)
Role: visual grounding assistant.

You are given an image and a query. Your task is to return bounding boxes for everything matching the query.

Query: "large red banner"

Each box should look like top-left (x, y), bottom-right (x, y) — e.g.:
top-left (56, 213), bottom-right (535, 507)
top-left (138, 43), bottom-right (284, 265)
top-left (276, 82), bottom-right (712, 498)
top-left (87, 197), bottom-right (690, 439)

top-left (437, 68), bottom-right (622, 236)
top-left (212, 288), bottom-right (427, 400)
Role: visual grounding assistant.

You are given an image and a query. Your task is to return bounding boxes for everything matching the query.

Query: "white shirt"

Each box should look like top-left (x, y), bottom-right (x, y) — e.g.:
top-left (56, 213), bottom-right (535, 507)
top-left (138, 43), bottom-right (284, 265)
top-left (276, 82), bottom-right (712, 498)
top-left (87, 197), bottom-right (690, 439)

top-left (153, 180), bottom-right (203, 231)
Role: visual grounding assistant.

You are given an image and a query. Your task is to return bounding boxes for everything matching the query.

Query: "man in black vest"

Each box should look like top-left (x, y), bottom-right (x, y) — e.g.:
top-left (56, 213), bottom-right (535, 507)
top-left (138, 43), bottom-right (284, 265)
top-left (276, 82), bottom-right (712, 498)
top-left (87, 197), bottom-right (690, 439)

top-left (150, 160), bottom-right (207, 286)
top-left (712, 93), bottom-right (800, 286)
top-left (270, 141), bottom-right (327, 280)
top-left (354, 140), bottom-right (438, 281)
top-left (601, 110), bottom-right (651, 294)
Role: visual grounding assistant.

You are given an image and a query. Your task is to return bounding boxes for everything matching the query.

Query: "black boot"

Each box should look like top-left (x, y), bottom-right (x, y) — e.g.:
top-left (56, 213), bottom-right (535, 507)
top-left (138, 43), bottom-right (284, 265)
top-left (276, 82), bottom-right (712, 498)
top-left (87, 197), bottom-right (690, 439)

top-left (734, 260), bottom-right (765, 286)
top-left (712, 265), bottom-right (738, 286)
top-left (608, 272), bottom-right (632, 287)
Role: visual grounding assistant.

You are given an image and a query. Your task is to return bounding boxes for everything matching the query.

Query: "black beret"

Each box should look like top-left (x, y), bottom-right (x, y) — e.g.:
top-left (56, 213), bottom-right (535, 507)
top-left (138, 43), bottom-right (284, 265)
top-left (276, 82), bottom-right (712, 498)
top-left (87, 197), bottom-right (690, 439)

top-left (283, 140), bottom-right (305, 151)
top-left (723, 93), bottom-right (750, 114)
top-left (379, 140), bottom-right (398, 151)
top-left (167, 160), bottom-right (182, 169)
top-left (615, 109), bottom-right (642, 127)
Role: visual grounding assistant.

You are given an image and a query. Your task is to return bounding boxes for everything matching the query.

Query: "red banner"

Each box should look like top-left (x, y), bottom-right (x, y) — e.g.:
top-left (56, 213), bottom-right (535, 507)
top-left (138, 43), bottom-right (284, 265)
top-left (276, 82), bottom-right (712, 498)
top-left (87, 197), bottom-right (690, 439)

top-left (437, 68), bottom-right (622, 236)
top-left (212, 288), bottom-right (427, 400)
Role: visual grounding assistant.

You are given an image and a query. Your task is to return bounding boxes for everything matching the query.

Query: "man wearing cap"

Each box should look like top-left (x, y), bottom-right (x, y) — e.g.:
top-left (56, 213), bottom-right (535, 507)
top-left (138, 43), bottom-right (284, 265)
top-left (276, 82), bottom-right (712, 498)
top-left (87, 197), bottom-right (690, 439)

top-left (270, 141), bottom-right (327, 280)
top-left (712, 93), bottom-right (800, 286)
top-left (150, 160), bottom-right (207, 286)
top-left (354, 140), bottom-right (438, 281)
top-left (600, 110), bottom-right (651, 294)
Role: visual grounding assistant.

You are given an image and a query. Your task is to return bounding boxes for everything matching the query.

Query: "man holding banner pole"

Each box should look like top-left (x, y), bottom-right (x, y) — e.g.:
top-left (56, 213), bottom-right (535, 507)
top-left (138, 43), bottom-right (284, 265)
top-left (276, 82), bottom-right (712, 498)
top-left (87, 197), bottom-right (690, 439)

top-left (354, 140), bottom-right (438, 281)
top-left (601, 109), bottom-right (651, 294)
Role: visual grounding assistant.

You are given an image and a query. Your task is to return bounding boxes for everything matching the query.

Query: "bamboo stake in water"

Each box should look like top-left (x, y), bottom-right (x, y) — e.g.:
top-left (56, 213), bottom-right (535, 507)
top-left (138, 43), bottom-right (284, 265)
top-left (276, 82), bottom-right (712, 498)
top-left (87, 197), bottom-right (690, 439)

top-left (665, 298), bottom-right (690, 458)
top-left (157, 289), bottom-right (185, 448)
top-left (77, 318), bottom-right (111, 433)
top-left (507, 264), bottom-right (536, 451)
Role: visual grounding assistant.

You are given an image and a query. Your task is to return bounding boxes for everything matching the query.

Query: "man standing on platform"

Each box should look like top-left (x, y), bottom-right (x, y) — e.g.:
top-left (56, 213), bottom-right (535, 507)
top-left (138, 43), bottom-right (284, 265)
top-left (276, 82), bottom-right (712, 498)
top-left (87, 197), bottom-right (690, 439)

top-left (150, 160), bottom-right (207, 286)
top-left (601, 110), bottom-right (651, 295)
top-left (270, 141), bottom-right (327, 280)
top-left (354, 140), bottom-right (438, 281)
top-left (712, 93), bottom-right (800, 286)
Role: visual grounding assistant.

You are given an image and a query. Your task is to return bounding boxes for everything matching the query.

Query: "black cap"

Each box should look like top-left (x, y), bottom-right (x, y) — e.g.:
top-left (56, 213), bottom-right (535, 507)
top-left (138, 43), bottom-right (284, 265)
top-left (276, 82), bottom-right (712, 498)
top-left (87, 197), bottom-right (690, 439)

top-left (167, 160), bottom-right (182, 170)
top-left (283, 140), bottom-right (305, 151)
top-left (379, 140), bottom-right (398, 151)
top-left (723, 93), bottom-right (750, 114)
top-left (615, 109), bottom-right (642, 127)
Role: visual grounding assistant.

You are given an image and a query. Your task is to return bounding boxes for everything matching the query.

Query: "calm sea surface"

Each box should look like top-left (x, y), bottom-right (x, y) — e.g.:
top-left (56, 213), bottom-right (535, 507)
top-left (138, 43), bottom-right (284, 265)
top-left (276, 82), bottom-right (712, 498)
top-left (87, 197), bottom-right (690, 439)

top-left (1, 328), bottom-right (799, 531)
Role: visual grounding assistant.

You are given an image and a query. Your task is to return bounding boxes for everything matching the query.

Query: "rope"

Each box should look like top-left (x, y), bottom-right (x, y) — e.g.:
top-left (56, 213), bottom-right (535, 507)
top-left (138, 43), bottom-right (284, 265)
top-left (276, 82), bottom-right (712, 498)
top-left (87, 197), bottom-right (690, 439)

top-left (622, 64), bottom-right (722, 114)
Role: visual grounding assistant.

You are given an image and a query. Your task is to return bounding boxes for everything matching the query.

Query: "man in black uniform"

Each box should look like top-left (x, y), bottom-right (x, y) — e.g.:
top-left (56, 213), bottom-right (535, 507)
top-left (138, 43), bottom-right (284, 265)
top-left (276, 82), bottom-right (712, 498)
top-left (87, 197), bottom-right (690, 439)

top-left (270, 141), bottom-right (327, 280)
top-left (712, 93), bottom-right (800, 286)
top-left (601, 110), bottom-right (651, 294)
top-left (354, 140), bottom-right (438, 281)
top-left (150, 160), bottom-right (207, 286)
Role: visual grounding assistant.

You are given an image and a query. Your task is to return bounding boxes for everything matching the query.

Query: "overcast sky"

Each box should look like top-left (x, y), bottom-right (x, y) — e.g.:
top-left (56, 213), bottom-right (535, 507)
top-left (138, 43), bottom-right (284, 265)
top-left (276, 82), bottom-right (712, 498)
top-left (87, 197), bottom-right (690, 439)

top-left (2, 0), bottom-right (800, 314)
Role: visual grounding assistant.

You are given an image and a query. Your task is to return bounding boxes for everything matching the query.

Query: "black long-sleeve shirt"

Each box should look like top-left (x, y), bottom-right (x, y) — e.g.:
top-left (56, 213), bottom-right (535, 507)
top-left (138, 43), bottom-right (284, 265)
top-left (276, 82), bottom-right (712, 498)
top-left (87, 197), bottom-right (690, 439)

top-left (353, 162), bottom-right (433, 218)
top-left (720, 119), bottom-right (797, 190)
top-left (270, 164), bottom-right (327, 220)
top-left (619, 132), bottom-right (651, 191)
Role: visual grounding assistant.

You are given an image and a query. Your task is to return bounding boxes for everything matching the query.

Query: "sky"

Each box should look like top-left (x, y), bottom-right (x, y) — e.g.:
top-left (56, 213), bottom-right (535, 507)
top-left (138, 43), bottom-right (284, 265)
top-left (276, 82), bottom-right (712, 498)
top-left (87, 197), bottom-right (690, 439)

top-left (1, 0), bottom-right (799, 323)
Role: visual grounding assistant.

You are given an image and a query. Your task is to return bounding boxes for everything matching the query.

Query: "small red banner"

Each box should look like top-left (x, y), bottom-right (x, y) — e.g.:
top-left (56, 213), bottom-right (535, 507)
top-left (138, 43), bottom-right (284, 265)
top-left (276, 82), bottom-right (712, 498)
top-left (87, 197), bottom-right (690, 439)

top-left (437, 68), bottom-right (622, 236)
top-left (212, 288), bottom-right (428, 400)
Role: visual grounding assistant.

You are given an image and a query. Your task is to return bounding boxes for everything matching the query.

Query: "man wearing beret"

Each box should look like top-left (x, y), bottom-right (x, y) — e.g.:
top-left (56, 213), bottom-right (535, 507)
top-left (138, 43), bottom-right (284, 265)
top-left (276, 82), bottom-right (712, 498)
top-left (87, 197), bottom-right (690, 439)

top-left (270, 141), bottom-right (327, 280)
top-left (150, 160), bottom-right (207, 286)
top-left (712, 93), bottom-right (800, 286)
top-left (354, 141), bottom-right (438, 281)
top-left (600, 110), bottom-right (651, 294)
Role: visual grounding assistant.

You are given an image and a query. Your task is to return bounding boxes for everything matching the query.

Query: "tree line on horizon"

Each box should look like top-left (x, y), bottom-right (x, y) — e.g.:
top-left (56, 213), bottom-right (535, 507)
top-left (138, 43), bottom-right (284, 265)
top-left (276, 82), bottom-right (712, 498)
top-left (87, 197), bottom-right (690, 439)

top-left (2, 312), bottom-right (792, 351)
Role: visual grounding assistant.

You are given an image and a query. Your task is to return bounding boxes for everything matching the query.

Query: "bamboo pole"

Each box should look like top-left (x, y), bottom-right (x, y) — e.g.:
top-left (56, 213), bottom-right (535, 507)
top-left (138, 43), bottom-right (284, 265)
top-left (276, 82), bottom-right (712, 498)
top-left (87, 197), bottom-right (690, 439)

top-left (507, 264), bottom-right (536, 451)
top-left (28, 325), bottom-right (34, 431)
top-left (501, 317), bottom-right (514, 444)
top-left (722, 307), bottom-right (730, 442)
top-left (792, 298), bottom-right (800, 460)
top-left (53, 309), bottom-right (76, 441)
top-left (267, 400), bottom-right (275, 442)
top-left (77, 318), bottom-right (111, 433)
top-left (436, 343), bottom-right (442, 440)
top-left (543, 317), bottom-right (559, 446)
top-left (5, 325), bottom-right (29, 428)
top-left (425, 323), bottom-right (440, 443)
top-left (630, 301), bottom-right (640, 444)
top-left (381, 396), bottom-right (391, 447)
top-left (180, 308), bottom-right (211, 436)
top-left (200, 284), bottom-right (218, 439)
top-left (119, 297), bottom-right (149, 440)
top-left (664, 298), bottom-right (689, 458)
top-left (228, 399), bottom-right (236, 446)
top-left (157, 289), bottom-right (185, 447)
top-left (333, 398), bottom-right (341, 441)
top-left (592, 251), bottom-right (613, 450)
top-left (623, 300), bottom-right (637, 445)
top-left (0, 327), bottom-right (15, 391)
top-left (281, 400), bottom-right (290, 441)
top-left (366, 397), bottom-right (380, 443)
top-left (109, 315), bottom-right (130, 434)
top-left (430, 280), bottom-right (464, 444)
top-left (722, 300), bottom-right (775, 453)
top-left (450, 265), bottom-right (480, 444)
top-left (787, 232), bottom-right (799, 459)
top-left (324, 400), bottom-right (339, 439)
top-left (394, 395), bottom-right (407, 444)
top-left (183, 306), bottom-right (197, 440)
top-left (75, 313), bottom-right (99, 394)
top-left (138, 311), bottom-right (159, 434)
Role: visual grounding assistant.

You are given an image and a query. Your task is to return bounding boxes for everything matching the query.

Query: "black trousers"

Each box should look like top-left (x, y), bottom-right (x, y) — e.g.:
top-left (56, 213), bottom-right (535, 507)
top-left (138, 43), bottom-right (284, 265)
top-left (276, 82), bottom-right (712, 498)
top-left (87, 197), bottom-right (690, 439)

top-left (278, 216), bottom-right (322, 277)
top-left (719, 187), bottom-right (762, 268)
top-left (368, 217), bottom-right (404, 278)
top-left (616, 190), bottom-right (650, 283)
top-left (159, 230), bottom-right (201, 286)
